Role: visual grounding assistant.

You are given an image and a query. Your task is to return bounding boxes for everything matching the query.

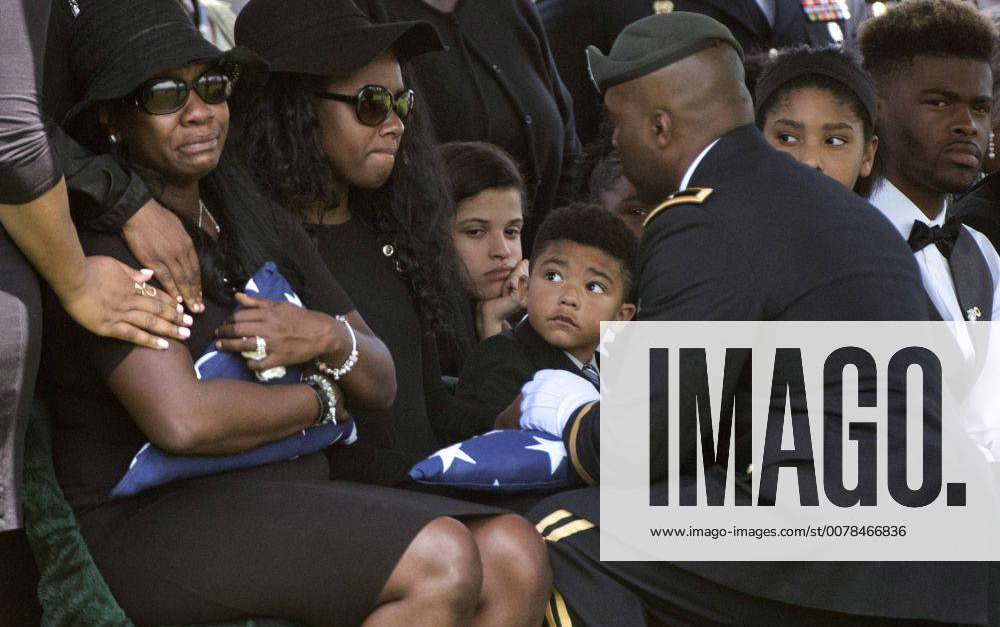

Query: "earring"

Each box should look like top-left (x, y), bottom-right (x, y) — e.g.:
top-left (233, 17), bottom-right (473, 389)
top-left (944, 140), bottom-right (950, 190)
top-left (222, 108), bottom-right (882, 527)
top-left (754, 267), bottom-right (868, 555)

top-left (989, 132), bottom-right (996, 160)
top-left (108, 133), bottom-right (119, 145)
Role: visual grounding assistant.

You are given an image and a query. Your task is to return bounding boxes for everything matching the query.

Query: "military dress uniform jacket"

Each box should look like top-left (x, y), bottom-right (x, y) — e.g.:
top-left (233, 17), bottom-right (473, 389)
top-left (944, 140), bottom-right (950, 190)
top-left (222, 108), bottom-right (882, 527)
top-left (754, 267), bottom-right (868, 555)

top-left (534, 125), bottom-right (991, 624)
top-left (670, 0), bottom-right (847, 55)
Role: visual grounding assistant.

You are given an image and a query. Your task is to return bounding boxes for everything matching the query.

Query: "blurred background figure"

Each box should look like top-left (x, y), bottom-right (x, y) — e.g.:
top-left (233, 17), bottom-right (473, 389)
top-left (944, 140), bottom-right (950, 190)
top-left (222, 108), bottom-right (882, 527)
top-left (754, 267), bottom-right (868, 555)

top-left (179, 0), bottom-right (238, 49)
top-left (535, 0), bottom-right (653, 146)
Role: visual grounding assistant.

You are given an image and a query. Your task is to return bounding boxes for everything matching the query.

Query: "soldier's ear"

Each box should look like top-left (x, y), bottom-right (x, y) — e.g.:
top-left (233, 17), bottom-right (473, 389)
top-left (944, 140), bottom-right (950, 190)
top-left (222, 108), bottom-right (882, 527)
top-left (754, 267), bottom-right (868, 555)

top-left (651, 110), bottom-right (672, 148)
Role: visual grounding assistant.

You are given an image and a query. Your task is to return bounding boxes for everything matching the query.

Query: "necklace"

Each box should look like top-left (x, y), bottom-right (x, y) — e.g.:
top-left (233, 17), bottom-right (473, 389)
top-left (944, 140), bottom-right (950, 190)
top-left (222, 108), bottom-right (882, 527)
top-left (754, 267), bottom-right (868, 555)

top-left (198, 198), bottom-right (221, 235)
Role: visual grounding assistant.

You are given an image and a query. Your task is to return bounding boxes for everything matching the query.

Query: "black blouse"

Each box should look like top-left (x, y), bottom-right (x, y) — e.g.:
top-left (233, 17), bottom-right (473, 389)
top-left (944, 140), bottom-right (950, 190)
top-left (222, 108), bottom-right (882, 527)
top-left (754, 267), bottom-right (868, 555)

top-left (41, 221), bottom-right (354, 513)
top-left (361, 0), bottom-right (581, 250)
top-left (305, 218), bottom-right (453, 460)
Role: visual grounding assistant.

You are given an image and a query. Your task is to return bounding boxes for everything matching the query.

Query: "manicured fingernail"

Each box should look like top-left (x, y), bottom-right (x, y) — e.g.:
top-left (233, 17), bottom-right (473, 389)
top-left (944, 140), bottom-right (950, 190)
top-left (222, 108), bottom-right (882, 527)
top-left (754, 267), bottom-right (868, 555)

top-left (183, 314), bottom-right (194, 326)
top-left (177, 295), bottom-right (184, 303)
top-left (176, 304), bottom-right (184, 313)
top-left (141, 268), bottom-right (155, 278)
top-left (178, 326), bottom-right (191, 339)
top-left (157, 338), bottom-right (169, 349)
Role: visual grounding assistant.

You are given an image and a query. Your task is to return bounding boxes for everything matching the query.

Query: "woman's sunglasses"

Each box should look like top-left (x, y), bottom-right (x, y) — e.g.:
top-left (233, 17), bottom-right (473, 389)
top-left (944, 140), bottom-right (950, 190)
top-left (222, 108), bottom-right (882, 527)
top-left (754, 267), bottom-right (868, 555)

top-left (128, 69), bottom-right (234, 115)
top-left (314, 84), bottom-right (415, 127)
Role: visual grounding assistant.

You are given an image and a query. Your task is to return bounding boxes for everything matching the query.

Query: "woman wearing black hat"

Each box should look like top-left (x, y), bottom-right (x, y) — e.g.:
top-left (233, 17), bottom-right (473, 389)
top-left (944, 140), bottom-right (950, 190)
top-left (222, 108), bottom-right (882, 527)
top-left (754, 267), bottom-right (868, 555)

top-left (42, 1), bottom-right (549, 624)
top-left (233, 1), bottom-right (472, 471)
top-left (754, 45), bottom-right (879, 193)
top-left (233, 7), bottom-right (551, 624)
top-left (0, 0), bottom-right (195, 535)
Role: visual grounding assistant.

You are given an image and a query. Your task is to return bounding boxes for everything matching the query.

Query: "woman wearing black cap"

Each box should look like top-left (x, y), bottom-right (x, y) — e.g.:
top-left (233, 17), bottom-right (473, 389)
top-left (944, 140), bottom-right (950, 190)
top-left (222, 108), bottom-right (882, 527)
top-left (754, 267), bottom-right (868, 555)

top-left (754, 45), bottom-right (879, 192)
top-left (233, 0), bottom-right (472, 470)
top-left (42, 1), bottom-right (549, 624)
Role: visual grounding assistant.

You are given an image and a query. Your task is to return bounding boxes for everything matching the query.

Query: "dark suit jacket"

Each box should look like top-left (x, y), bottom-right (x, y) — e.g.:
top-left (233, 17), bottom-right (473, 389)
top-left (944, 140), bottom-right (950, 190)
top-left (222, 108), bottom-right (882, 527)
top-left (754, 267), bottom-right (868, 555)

top-left (954, 171), bottom-right (1000, 255)
top-left (672, 0), bottom-right (845, 55)
top-left (438, 318), bottom-right (583, 444)
top-left (554, 125), bottom-right (988, 623)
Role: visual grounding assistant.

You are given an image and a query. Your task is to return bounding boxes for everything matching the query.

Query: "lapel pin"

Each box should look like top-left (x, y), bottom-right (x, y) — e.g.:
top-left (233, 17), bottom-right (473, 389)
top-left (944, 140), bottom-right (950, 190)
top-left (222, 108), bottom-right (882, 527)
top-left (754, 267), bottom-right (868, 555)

top-left (966, 306), bottom-right (982, 322)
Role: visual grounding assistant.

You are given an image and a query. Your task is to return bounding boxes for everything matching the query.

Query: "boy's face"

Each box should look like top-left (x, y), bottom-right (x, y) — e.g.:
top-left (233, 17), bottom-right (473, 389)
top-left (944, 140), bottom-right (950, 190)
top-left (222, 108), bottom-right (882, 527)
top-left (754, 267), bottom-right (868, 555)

top-left (527, 240), bottom-right (636, 363)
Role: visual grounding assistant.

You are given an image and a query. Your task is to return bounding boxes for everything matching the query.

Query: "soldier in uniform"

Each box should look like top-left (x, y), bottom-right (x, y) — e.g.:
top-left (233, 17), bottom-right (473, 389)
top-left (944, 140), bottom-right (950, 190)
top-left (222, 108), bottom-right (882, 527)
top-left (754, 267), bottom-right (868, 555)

top-left (515, 12), bottom-right (995, 627)
top-left (669, 0), bottom-right (854, 54)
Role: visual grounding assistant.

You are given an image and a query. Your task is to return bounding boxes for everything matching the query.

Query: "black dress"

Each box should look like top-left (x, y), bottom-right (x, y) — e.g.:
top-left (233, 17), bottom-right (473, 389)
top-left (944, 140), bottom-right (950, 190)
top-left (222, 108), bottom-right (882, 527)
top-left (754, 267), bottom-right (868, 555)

top-left (305, 218), bottom-right (456, 483)
top-left (40, 221), bottom-right (499, 626)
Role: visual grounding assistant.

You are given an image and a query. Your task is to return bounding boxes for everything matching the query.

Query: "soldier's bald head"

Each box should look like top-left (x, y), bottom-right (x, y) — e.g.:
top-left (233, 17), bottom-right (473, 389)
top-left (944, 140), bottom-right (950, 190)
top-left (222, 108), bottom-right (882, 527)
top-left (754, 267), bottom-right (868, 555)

top-left (602, 42), bottom-right (753, 202)
top-left (626, 42), bottom-right (752, 132)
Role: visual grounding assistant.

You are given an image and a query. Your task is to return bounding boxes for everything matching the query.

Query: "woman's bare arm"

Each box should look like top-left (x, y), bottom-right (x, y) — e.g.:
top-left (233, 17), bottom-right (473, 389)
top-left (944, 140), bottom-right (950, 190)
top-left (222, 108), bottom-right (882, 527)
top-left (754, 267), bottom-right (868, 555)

top-left (107, 339), bottom-right (326, 456)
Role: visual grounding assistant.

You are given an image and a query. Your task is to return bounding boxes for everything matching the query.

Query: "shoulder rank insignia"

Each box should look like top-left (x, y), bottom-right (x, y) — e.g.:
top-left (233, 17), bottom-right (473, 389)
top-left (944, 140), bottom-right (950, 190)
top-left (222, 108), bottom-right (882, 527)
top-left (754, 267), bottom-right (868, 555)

top-left (643, 187), bottom-right (713, 227)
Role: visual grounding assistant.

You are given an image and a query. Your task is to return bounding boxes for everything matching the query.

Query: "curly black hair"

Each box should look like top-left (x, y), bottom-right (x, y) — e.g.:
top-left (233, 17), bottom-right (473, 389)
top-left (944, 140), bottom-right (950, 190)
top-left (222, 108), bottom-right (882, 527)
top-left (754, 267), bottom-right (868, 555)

top-left (531, 202), bottom-right (638, 300)
top-left (859, 0), bottom-right (997, 81)
top-left (233, 70), bottom-right (459, 338)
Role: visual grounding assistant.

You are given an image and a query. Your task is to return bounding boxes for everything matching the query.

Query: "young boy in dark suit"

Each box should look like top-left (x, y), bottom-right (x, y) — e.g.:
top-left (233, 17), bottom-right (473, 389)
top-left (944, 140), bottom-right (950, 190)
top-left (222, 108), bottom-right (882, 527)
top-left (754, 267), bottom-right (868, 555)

top-left (441, 203), bottom-right (637, 442)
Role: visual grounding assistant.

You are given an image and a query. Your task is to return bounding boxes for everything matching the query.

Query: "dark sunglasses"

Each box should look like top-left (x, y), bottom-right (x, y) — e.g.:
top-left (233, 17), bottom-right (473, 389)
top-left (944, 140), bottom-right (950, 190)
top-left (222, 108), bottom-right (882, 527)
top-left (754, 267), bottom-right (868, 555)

top-left (128, 69), bottom-right (234, 115)
top-left (314, 84), bottom-right (415, 126)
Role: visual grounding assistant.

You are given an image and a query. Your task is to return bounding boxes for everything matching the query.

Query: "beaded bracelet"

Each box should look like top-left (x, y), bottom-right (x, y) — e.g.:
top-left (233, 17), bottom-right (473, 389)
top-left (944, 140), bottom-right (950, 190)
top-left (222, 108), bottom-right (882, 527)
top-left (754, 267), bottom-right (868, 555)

top-left (305, 374), bottom-right (337, 426)
top-left (315, 315), bottom-right (359, 381)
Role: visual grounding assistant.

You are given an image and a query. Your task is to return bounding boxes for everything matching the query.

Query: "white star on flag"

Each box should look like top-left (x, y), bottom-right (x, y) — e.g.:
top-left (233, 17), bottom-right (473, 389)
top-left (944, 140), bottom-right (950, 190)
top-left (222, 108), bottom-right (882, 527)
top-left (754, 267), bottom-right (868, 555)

top-left (526, 437), bottom-right (567, 475)
top-left (433, 442), bottom-right (477, 473)
top-left (246, 277), bottom-right (260, 293)
top-left (284, 292), bottom-right (303, 308)
top-left (193, 351), bottom-right (217, 380)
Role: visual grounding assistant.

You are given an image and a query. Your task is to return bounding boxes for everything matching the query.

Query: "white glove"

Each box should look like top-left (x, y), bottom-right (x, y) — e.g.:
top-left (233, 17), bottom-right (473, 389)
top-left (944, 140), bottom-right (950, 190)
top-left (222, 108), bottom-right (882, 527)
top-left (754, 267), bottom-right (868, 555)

top-left (519, 369), bottom-right (599, 436)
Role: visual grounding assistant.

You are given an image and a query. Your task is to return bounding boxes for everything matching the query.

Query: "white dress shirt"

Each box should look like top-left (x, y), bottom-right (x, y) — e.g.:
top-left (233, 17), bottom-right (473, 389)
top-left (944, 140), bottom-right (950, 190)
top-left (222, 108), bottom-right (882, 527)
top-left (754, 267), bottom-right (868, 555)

top-left (679, 139), bottom-right (720, 191)
top-left (870, 179), bottom-right (1000, 460)
top-left (563, 351), bottom-right (598, 374)
top-left (869, 179), bottom-right (1000, 322)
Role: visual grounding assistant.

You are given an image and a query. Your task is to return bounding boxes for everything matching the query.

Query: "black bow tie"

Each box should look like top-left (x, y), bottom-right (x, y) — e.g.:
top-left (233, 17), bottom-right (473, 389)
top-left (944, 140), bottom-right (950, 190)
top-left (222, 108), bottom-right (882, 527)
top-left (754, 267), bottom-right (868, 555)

top-left (907, 219), bottom-right (962, 259)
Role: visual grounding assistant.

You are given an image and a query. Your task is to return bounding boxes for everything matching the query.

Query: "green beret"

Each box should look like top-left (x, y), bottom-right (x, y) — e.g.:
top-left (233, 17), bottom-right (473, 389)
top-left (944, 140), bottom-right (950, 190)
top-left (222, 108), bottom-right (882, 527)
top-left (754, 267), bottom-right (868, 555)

top-left (586, 12), bottom-right (744, 94)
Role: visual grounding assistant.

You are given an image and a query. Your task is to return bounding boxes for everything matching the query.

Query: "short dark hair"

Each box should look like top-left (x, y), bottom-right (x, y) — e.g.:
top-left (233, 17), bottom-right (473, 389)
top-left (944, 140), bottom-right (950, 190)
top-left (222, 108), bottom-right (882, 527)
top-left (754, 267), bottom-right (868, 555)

top-left (531, 202), bottom-right (638, 300)
top-left (438, 141), bottom-right (526, 215)
top-left (859, 0), bottom-right (997, 82)
top-left (755, 46), bottom-right (876, 141)
top-left (587, 151), bottom-right (625, 200)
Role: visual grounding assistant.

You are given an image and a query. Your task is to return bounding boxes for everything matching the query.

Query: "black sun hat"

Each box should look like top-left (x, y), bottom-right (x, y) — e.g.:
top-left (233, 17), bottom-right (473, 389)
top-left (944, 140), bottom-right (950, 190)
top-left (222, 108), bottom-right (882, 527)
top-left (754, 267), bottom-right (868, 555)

top-left (63, 0), bottom-right (267, 124)
top-left (234, 0), bottom-right (443, 78)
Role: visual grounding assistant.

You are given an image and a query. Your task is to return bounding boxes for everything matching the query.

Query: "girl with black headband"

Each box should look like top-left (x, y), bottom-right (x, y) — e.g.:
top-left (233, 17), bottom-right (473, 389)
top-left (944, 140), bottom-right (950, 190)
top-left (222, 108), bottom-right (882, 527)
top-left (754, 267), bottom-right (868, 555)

top-left (40, 0), bottom-right (549, 624)
top-left (754, 45), bottom-right (879, 192)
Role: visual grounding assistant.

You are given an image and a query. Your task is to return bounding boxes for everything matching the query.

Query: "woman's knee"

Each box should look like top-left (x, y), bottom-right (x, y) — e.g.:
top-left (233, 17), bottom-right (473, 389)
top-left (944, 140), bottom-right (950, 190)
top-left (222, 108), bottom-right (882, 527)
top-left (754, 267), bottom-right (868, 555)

top-left (397, 516), bottom-right (483, 611)
top-left (474, 514), bottom-right (552, 594)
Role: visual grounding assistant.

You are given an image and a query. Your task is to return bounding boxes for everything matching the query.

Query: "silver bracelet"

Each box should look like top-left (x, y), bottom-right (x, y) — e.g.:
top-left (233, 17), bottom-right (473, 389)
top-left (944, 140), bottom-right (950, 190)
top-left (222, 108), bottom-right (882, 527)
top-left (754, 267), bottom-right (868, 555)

top-left (315, 315), bottom-right (359, 381)
top-left (304, 374), bottom-right (337, 426)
